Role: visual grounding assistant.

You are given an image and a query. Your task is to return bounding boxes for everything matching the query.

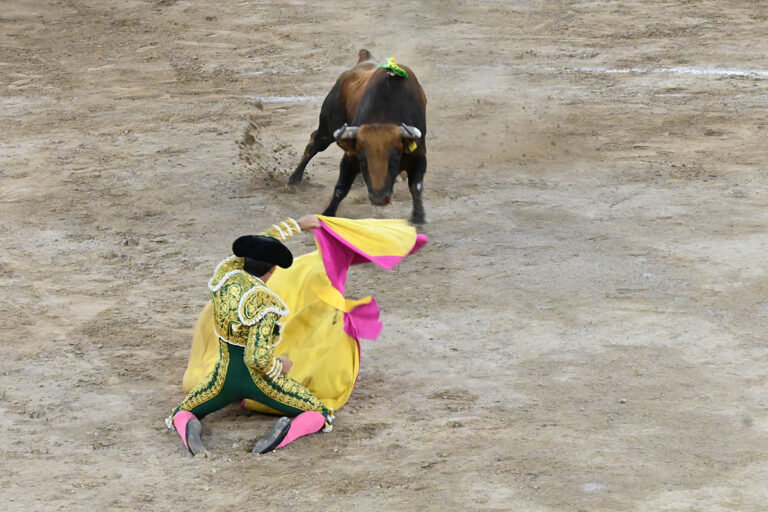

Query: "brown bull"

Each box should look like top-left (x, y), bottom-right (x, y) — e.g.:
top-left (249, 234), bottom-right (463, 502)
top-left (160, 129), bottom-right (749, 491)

top-left (288, 49), bottom-right (428, 224)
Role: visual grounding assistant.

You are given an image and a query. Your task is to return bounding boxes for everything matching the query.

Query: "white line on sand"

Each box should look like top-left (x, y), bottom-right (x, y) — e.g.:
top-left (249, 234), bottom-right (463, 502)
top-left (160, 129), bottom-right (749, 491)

top-left (247, 95), bottom-right (324, 104)
top-left (531, 65), bottom-right (768, 79)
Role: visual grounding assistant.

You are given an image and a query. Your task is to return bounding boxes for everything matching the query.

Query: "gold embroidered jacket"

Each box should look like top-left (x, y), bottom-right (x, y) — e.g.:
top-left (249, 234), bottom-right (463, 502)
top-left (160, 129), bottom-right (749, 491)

top-left (207, 218), bottom-right (302, 380)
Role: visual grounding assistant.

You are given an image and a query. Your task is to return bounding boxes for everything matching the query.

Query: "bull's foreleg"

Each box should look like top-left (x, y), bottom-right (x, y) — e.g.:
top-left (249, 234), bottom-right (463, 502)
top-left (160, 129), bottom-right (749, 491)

top-left (288, 130), bottom-right (334, 187)
top-left (322, 155), bottom-right (359, 217)
top-left (406, 154), bottom-right (427, 225)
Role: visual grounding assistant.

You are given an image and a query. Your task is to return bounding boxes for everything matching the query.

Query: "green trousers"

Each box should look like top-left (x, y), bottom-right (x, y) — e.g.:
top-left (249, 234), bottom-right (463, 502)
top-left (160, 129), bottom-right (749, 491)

top-left (174, 341), bottom-right (330, 420)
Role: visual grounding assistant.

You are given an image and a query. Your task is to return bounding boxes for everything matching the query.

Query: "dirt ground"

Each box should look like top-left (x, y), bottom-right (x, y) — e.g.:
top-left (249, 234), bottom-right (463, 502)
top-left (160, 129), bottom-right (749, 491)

top-left (3, 1), bottom-right (768, 510)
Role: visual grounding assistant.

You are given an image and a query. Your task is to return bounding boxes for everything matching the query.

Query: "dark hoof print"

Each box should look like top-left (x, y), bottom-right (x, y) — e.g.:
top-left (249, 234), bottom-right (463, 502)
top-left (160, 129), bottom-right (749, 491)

top-left (252, 416), bottom-right (292, 454)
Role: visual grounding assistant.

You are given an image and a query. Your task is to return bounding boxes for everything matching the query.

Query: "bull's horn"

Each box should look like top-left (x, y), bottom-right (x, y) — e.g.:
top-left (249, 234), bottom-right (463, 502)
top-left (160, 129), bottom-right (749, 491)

top-left (334, 124), bottom-right (360, 140)
top-left (400, 124), bottom-right (422, 139)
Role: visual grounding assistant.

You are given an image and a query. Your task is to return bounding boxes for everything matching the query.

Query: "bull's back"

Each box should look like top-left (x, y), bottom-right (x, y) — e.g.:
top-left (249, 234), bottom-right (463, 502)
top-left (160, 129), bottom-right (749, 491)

top-left (353, 66), bottom-right (427, 132)
top-left (330, 55), bottom-right (427, 133)
top-left (339, 62), bottom-right (378, 121)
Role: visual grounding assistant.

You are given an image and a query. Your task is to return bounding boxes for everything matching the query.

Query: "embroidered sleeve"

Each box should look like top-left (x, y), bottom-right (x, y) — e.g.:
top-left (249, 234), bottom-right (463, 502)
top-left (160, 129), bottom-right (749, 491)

top-left (244, 312), bottom-right (282, 379)
top-left (260, 217), bottom-right (302, 242)
top-left (240, 286), bottom-right (289, 380)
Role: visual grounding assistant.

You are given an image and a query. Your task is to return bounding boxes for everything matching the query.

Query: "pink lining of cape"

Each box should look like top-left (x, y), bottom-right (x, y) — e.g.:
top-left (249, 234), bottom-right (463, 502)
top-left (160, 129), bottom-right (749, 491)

top-left (313, 221), bottom-right (427, 342)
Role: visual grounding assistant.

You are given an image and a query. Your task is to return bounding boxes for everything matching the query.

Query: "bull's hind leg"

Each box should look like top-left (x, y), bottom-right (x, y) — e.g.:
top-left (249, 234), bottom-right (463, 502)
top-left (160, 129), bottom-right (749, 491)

top-left (288, 130), bottom-right (334, 186)
top-left (406, 154), bottom-right (427, 225)
top-left (322, 154), bottom-right (359, 217)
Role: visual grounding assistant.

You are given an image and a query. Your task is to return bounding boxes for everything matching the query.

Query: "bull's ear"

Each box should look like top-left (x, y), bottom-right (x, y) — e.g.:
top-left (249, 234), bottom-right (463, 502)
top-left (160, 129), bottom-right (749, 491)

top-left (400, 123), bottom-right (422, 152)
top-left (334, 124), bottom-right (359, 152)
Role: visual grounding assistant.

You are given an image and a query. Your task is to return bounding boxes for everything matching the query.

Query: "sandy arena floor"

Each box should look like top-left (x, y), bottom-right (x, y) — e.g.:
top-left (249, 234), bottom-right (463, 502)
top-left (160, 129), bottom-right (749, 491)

top-left (3, 1), bottom-right (768, 510)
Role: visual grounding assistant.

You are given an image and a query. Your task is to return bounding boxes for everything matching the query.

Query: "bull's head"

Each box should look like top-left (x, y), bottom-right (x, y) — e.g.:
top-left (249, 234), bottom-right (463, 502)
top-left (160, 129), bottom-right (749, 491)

top-left (334, 123), bottom-right (422, 206)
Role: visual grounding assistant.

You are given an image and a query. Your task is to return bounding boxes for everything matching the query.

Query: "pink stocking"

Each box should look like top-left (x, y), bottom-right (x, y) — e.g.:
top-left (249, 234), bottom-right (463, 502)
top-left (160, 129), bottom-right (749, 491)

top-left (276, 411), bottom-right (325, 449)
top-left (172, 411), bottom-right (197, 450)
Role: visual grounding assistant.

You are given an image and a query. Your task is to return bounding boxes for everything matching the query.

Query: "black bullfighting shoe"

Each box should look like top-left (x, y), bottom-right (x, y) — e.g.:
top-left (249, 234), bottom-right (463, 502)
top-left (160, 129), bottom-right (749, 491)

top-left (185, 418), bottom-right (208, 457)
top-left (169, 410), bottom-right (209, 457)
top-left (252, 416), bottom-right (292, 454)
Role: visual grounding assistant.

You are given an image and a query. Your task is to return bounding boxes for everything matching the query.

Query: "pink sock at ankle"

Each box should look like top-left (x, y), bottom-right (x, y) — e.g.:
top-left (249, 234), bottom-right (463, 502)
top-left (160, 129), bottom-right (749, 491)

top-left (276, 411), bottom-right (325, 449)
top-left (172, 411), bottom-right (197, 450)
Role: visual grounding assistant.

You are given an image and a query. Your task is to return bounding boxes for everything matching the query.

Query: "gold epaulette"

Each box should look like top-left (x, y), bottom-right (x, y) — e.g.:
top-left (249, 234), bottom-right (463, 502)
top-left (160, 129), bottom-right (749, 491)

top-left (238, 285), bottom-right (289, 326)
top-left (209, 256), bottom-right (246, 292)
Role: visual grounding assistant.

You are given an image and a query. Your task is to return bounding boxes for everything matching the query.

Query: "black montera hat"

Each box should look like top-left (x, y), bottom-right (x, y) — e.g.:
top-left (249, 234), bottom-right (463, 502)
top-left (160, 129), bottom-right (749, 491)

top-left (232, 235), bottom-right (293, 268)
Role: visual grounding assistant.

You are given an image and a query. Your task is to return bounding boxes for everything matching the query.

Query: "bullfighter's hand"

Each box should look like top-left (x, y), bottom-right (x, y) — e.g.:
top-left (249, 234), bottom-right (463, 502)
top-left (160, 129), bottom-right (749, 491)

top-left (297, 215), bottom-right (321, 231)
top-left (278, 355), bottom-right (293, 374)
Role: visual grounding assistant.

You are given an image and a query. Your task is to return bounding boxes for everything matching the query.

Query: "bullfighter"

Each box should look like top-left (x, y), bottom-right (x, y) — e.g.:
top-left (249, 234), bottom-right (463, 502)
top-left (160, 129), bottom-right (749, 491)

top-left (166, 215), bottom-right (333, 456)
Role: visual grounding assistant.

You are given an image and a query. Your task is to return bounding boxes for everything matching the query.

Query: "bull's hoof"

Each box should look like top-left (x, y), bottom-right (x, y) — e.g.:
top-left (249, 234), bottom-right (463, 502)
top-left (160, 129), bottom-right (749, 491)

top-left (287, 174), bottom-right (304, 188)
top-left (410, 212), bottom-right (427, 225)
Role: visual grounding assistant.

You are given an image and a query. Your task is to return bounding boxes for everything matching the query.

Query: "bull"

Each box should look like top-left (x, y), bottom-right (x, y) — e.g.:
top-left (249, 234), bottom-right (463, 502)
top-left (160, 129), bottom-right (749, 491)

top-left (288, 49), bottom-right (428, 224)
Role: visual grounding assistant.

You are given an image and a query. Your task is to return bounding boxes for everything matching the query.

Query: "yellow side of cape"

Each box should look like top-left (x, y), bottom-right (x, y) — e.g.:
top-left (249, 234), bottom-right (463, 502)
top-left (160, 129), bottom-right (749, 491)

top-left (316, 215), bottom-right (417, 258)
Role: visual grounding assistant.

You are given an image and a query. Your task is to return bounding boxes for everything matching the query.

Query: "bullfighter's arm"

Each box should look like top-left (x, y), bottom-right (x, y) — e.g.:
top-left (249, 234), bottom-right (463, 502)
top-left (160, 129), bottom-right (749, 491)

top-left (259, 215), bottom-right (321, 241)
top-left (260, 218), bottom-right (302, 242)
top-left (244, 312), bottom-right (283, 380)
